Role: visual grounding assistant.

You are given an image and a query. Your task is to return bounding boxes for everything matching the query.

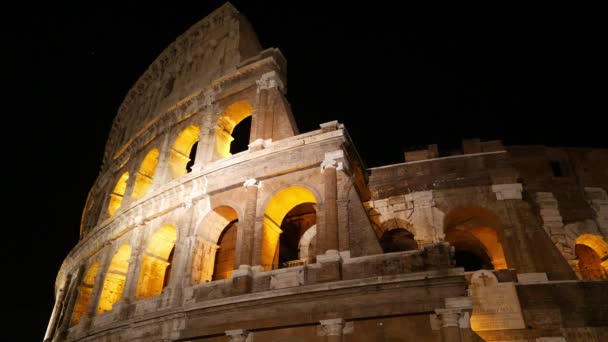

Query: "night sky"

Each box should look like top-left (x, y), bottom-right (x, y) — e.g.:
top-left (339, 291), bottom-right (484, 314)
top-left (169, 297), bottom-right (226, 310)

top-left (7, 1), bottom-right (605, 340)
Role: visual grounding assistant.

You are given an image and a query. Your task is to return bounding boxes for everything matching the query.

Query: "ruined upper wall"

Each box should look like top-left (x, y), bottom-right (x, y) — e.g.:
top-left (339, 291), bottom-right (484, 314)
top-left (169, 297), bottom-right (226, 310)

top-left (103, 3), bottom-right (262, 168)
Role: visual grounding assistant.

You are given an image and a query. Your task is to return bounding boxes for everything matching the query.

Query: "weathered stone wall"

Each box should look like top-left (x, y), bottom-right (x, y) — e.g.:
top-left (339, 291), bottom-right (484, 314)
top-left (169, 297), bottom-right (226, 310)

top-left (47, 3), bottom-right (608, 341)
top-left (104, 3), bottom-right (262, 164)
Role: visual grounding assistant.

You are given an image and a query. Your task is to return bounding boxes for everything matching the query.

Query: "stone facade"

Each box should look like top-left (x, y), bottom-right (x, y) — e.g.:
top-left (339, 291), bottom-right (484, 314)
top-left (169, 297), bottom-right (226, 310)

top-left (45, 3), bottom-right (608, 342)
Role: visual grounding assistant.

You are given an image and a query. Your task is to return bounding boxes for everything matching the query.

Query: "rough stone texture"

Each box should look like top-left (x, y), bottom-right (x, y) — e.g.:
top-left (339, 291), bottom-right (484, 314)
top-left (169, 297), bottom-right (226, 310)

top-left (585, 187), bottom-right (608, 238)
top-left (46, 3), bottom-right (608, 342)
top-left (535, 192), bottom-right (573, 260)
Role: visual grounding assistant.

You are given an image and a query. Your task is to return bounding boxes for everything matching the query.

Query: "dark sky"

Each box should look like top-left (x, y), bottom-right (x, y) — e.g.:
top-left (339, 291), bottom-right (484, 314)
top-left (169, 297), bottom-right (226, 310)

top-left (6, 1), bottom-right (605, 340)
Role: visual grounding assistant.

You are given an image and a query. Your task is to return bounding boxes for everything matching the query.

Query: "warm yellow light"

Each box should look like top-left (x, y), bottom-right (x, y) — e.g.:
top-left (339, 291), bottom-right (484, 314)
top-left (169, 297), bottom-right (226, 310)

top-left (576, 234), bottom-right (608, 258)
top-left (444, 206), bottom-right (507, 270)
top-left (445, 227), bottom-right (507, 270)
top-left (192, 206), bottom-right (238, 284)
top-left (108, 172), bottom-right (129, 217)
top-left (213, 222), bottom-right (237, 281)
top-left (260, 186), bottom-right (317, 270)
top-left (170, 125), bottom-right (200, 178)
top-left (131, 149), bottom-right (159, 200)
top-left (575, 234), bottom-right (608, 280)
top-left (470, 226), bottom-right (507, 269)
top-left (97, 245), bottom-right (131, 314)
top-left (70, 262), bottom-right (99, 326)
top-left (215, 101), bottom-right (253, 158)
top-left (136, 225), bottom-right (176, 299)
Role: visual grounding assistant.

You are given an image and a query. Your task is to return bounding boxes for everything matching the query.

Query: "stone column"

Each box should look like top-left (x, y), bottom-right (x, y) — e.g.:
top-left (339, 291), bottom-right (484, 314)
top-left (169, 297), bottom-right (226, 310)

top-left (320, 159), bottom-right (339, 254)
top-left (225, 329), bottom-right (249, 342)
top-left (120, 225), bottom-right (146, 317)
top-left (120, 167), bottom-right (138, 209)
top-left (194, 126), bottom-right (214, 167)
top-left (83, 246), bottom-right (113, 328)
top-left (235, 178), bottom-right (259, 268)
top-left (251, 215), bottom-right (264, 268)
top-left (492, 184), bottom-right (537, 272)
top-left (193, 90), bottom-right (216, 168)
top-left (181, 235), bottom-right (198, 287)
top-left (152, 134), bottom-right (172, 186)
top-left (320, 318), bottom-right (344, 342)
top-left (435, 309), bottom-right (462, 342)
top-left (43, 275), bottom-right (71, 342)
top-left (252, 71), bottom-right (286, 141)
top-left (164, 237), bottom-right (189, 307)
top-left (55, 266), bottom-right (86, 341)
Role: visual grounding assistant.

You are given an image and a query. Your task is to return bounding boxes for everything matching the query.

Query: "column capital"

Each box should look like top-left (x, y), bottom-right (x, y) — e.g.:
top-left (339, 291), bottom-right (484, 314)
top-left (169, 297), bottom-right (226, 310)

top-left (319, 318), bottom-right (344, 336)
top-left (202, 88), bottom-right (215, 107)
top-left (434, 308), bottom-right (462, 328)
top-left (256, 70), bottom-right (285, 93)
top-left (321, 158), bottom-right (340, 171)
top-left (243, 178), bottom-right (260, 188)
top-left (225, 329), bottom-right (249, 341)
top-left (319, 120), bottom-right (340, 132)
top-left (491, 183), bottom-right (523, 200)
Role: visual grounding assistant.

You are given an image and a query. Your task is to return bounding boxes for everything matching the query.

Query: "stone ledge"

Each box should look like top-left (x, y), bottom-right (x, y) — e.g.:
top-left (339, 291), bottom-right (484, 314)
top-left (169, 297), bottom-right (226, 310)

top-left (185, 268), bottom-right (465, 312)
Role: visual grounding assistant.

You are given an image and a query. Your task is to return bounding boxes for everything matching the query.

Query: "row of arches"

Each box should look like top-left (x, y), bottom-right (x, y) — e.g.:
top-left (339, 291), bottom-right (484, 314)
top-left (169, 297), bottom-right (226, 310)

top-left (71, 197), bottom-right (608, 326)
top-left (106, 102), bottom-right (254, 219)
top-left (374, 206), bottom-right (507, 272)
top-left (377, 206), bottom-right (608, 279)
top-left (70, 186), bottom-right (322, 325)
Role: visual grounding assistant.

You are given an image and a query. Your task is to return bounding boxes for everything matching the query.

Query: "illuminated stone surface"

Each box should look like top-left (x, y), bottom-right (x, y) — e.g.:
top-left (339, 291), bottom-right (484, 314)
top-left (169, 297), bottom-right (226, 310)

top-left (45, 3), bottom-right (608, 342)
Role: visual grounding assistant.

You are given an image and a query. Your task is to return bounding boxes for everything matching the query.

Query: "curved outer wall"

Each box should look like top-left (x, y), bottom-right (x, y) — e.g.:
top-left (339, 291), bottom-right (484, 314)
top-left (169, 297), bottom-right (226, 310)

top-left (46, 4), bottom-right (608, 342)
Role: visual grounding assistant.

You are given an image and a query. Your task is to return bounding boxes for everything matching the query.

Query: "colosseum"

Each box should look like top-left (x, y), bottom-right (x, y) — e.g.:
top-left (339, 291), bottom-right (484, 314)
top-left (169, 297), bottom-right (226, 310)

top-left (45, 3), bottom-right (608, 341)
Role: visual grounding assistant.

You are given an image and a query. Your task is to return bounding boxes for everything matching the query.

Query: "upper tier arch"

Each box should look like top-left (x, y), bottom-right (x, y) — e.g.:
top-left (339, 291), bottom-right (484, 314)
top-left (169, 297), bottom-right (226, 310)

top-left (103, 3), bottom-right (262, 169)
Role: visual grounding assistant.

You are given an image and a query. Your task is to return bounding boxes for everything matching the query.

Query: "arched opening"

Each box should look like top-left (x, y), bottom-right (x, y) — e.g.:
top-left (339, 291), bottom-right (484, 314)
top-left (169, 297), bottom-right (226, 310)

top-left (131, 149), bottom-right (159, 200)
top-left (230, 116), bottom-right (252, 154)
top-left (70, 262), bottom-right (99, 326)
top-left (278, 203), bottom-right (317, 268)
top-left (191, 206), bottom-right (239, 284)
top-left (380, 228), bottom-right (418, 253)
top-left (444, 206), bottom-right (507, 272)
top-left (212, 220), bottom-right (238, 280)
top-left (136, 225), bottom-right (177, 299)
top-left (97, 245), bottom-right (131, 314)
top-left (261, 186), bottom-right (317, 270)
top-left (170, 125), bottom-right (200, 178)
top-left (575, 234), bottom-right (608, 280)
top-left (215, 102), bottom-right (253, 159)
top-left (108, 172), bottom-right (129, 217)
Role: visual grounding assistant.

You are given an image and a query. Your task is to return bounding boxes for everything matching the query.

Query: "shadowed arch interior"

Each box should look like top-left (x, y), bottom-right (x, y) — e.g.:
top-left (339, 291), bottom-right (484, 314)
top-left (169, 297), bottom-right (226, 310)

top-left (170, 125), bottom-right (200, 178)
top-left (131, 149), bottom-right (159, 200)
top-left (279, 202), bottom-right (317, 268)
top-left (444, 206), bottom-right (507, 271)
top-left (212, 220), bottom-right (238, 280)
top-left (380, 228), bottom-right (418, 253)
top-left (108, 172), bottom-right (129, 217)
top-left (136, 225), bottom-right (177, 299)
top-left (97, 245), bottom-right (131, 313)
top-left (261, 186), bottom-right (317, 270)
top-left (70, 262), bottom-right (99, 326)
top-left (215, 101), bottom-right (253, 159)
